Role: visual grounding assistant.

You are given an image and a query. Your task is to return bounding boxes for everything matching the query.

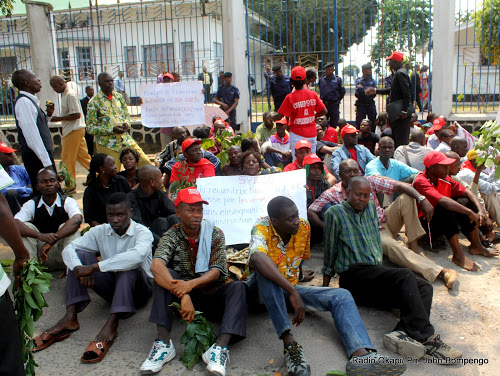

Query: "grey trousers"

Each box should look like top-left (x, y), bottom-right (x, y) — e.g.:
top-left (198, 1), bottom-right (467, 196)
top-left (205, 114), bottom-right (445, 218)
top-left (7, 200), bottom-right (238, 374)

top-left (66, 250), bottom-right (152, 318)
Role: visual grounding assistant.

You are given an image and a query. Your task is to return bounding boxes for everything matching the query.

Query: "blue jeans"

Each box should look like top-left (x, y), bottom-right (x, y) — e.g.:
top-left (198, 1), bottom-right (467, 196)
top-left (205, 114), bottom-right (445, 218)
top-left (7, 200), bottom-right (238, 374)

top-left (247, 271), bottom-right (375, 357)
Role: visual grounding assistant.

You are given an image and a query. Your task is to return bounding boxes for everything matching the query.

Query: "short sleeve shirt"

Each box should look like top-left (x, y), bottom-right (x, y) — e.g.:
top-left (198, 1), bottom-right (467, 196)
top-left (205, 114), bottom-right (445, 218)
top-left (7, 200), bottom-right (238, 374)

top-left (249, 216), bottom-right (310, 285)
top-left (60, 87), bottom-right (86, 137)
top-left (278, 89), bottom-right (325, 138)
top-left (413, 172), bottom-right (467, 207)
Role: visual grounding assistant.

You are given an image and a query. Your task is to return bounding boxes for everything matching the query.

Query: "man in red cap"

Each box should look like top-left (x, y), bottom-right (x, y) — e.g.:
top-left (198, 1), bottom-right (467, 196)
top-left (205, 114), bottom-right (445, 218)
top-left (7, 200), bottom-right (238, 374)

top-left (414, 151), bottom-right (499, 271)
top-left (330, 124), bottom-right (375, 179)
top-left (261, 118), bottom-right (292, 168)
top-left (426, 116), bottom-right (446, 150)
top-left (272, 66), bottom-right (327, 161)
top-left (365, 51), bottom-right (412, 149)
top-left (0, 142), bottom-right (31, 215)
top-left (142, 187), bottom-right (246, 375)
top-left (169, 137), bottom-right (216, 191)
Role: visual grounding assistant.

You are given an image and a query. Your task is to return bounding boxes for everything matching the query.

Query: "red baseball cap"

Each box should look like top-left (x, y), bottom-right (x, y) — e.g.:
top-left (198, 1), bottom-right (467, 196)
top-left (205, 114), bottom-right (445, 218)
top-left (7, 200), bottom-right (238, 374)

top-left (423, 151), bottom-right (456, 168)
top-left (303, 153), bottom-right (323, 166)
top-left (0, 142), bottom-right (17, 153)
top-left (291, 66), bottom-right (306, 80)
top-left (427, 117), bottom-right (446, 134)
top-left (295, 139), bottom-right (311, 150)
top-left (386, 51), bottom-right (404, 62)
top-left (275, 117), bottom-right (288, 125)
top-left (163, 72), bottom-right (175, 80)
top-left (340, 124), bottom-right (360, 138)
top-left (174, 187), bottom-right (209, 208)
top-left (181, 137), bottom-right (202, 153)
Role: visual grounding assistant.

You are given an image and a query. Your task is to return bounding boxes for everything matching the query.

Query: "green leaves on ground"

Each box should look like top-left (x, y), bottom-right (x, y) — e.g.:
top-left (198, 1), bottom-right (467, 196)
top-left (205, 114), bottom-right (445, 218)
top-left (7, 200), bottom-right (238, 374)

top-left (170, 302), bottom-right (217, 370)
top-left (13, 259), bottom-right (53, 376)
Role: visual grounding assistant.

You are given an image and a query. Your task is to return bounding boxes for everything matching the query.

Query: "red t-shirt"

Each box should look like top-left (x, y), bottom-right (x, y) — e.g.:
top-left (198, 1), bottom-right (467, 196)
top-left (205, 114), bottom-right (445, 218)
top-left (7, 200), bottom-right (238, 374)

top-left (347, 148), bottom-right (358, 163)
top-left (278, 89), bottom-right (325, 138)
top-left (170, 158), bottom-right (216, 184)
top-left (413, 172), bottom-right (466, 207)
top-left (322, 127), bottom-right (339, 143)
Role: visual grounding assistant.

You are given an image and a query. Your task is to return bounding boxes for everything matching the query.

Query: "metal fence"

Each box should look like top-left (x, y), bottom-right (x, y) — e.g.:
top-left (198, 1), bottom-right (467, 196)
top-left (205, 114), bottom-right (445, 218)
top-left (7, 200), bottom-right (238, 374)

top-left (50, 0), bottom-right (224, 117)
top-left (0, 14), bottom-right (32, 122)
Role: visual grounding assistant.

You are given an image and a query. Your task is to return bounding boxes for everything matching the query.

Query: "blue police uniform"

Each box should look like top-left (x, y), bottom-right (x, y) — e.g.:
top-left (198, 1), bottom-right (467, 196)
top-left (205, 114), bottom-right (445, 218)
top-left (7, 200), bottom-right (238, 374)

top-left (269, 74), bottom-right (292, 111)
top-left (215, 84), bottom-right (240, 129)
top-left (319, 74), bottom-right (345, 127)
top-left (355, 76), bottom-right (377, 129)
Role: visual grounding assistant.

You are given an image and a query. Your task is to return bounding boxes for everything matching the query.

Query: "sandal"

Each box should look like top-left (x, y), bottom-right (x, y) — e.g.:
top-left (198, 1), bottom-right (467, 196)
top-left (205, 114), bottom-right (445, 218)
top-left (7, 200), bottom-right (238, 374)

top-left (31, 329), bottom-right (75, 352)
top-left (81, 340), bottom-right (115, 364)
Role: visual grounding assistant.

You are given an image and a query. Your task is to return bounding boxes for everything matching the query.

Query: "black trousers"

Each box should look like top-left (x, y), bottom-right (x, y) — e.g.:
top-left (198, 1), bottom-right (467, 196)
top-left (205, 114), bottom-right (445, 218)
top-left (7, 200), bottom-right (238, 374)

top-left (325, 101), bottom-right (340, 128)
top-left (0, 292), bottom-right (25, 376)
top-left (149, 269), bottom-right (247, 344)
top-left (339, 264), bottom-right (434, 341)
top-left (21, 150), bottom-right (56, 195)
top-left (420, 204), bottom-right (476, 241)
top-left (356, 103), bottom-right (377, 129)
top-left (150, 215), bottom-right (180, 252)
top-left (85, 131), bottom-right (94, 156)
top-left (389, 116), bottom-right (411, 149)
top-left (3, 189), bottom-right (28, 215)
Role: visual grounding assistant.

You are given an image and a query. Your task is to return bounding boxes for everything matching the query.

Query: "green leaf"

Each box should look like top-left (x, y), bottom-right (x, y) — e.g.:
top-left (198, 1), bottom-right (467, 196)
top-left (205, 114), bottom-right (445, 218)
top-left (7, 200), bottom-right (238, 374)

top-left (25, 317), bottom-right (34, 337)
top-left (22, 281), bottom-right (32, 294)
top-left (0, 258), bottom-right (14, 267)
top-left (23, 293), bottom-right (39, 310)
top-left (170, 302), bottom-right (181, 310)
top-left (195, 333), bottom-right (209, 347)
top-left (195, 341), bottom-right (204, 356)
top-left (180, 331), bottom-right (190, 345)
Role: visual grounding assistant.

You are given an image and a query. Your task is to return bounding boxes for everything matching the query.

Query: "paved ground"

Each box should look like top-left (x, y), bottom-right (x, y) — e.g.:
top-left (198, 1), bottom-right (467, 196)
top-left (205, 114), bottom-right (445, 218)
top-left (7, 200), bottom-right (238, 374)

top-left (1, 161), bottom-right (499, 376)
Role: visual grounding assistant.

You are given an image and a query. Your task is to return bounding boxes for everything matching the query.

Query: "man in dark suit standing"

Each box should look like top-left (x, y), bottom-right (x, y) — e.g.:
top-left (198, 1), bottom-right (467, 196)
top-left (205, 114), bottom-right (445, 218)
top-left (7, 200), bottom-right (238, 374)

top-left (80, 86), bottom-right (94, 156)
top-left (410, 65), bottom-right (423, 112)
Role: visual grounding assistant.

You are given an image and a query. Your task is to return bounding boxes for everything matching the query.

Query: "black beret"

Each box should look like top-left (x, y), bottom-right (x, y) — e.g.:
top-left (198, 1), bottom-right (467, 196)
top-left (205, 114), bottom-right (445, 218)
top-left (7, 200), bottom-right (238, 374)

top-left (324, 62), bottom-right (334, 68)
top-left (223, 72), bottom-right (232, 77)
top-left (362, 63), bottom-right (372, 69)
top-left (272, 65), bottom-right (282, 71)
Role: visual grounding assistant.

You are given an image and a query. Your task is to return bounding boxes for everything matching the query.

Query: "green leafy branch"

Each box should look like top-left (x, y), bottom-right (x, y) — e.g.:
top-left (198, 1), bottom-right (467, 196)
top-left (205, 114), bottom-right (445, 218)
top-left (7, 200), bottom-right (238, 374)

top-left (170, 302), bottom-right (216, 370)
top-left (13, 259), bottom-right (53, 376)
top-left (472, 120), bottom-right (500, 179)
top-left (58, 161), bottom-right (76, 192)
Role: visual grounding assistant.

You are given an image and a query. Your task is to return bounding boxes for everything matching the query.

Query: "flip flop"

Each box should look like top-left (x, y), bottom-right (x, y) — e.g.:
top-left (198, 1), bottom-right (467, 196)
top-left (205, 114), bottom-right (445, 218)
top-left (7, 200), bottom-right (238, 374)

top-left (81, 340), bottom-right (115, 364)
top-left (326, 371), bottom-right (348, 376)
top-left (31, 329), bottom-right (75, 352)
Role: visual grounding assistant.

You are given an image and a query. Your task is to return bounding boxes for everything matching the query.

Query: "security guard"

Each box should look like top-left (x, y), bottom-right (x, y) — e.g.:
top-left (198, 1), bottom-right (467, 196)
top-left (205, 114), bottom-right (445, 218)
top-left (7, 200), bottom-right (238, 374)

top-left (214, 72), bottom-right (240, 130)
top-left (269, 65), bottom-right (292, 111)
top-left (319, 62), bottom-right (345, 128)
top-left (355, 63), bottom-right (377, 129)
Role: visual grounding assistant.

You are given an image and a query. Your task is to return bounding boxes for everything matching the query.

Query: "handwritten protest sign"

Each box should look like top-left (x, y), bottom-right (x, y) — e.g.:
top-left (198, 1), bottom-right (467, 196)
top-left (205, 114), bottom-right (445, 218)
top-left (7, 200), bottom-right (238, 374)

top-left (196, 170), bottom-right (307, 245)
top-left (139, 81), bottom-right (204, 128)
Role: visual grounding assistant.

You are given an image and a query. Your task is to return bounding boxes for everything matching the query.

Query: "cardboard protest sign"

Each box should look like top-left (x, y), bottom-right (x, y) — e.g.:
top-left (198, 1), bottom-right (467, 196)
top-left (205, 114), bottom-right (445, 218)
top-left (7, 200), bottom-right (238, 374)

top-left (139, 81), bottom-right (204, 127)
top-left (196, 170), bottom-right (307, 245)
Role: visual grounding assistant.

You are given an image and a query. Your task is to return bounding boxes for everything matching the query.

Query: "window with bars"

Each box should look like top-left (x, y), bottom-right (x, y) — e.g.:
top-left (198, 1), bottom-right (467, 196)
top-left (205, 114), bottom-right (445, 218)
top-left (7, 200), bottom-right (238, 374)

top-left (181, 41), bottom-right (195, 74)
top-left (76, 47), bottom-right (94, 81)
top-left (124, 46), bottom-right (138, 77)
top-left (143, 43), bottom-right (174, 77)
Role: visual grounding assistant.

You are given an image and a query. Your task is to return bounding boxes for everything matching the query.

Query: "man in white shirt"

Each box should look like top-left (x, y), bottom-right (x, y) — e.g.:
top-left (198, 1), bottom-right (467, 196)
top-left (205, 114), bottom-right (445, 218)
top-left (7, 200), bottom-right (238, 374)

top-left (32, 192), bottom-right (153, 364)
top-left (11, 69), bottom-right (57, 189)
top-left (114, 71), bottom-right (129, 105)
top-left (49, 76), bottom-right (91, 193)
top-left (434, 129), bottom-right (455, 153)
top-left (14, 169), bottom-right (82, 270)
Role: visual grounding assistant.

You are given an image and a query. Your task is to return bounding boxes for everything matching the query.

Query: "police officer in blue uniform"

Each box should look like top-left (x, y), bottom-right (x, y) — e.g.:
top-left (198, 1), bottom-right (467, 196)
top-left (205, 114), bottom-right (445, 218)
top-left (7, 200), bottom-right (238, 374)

top-left (355, 63), bottom-right (377, 130)
top-left (214, 72), bottom-right (240, 130)
top-left (269, 65), bottom-right (292, 111)
top-left (319, 62), bottom-right (345, 128)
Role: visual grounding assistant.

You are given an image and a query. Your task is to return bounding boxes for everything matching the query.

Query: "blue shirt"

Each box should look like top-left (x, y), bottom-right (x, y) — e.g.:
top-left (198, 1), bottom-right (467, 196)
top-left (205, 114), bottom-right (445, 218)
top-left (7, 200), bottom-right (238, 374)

top-left (1, 164), bottom-right (31, 197)
top-left (269, 75), bottom-right (292, 108)
top-left (330, 145), bottom-right (375, 179)
top-left (365, 157), bottom-right (419, 181)
top-left (355, 76), bottom-right (377, 104)
top-left (319, 75), bottom-right (345, 102)
top-left (215, 84), bottom-right (240, 107)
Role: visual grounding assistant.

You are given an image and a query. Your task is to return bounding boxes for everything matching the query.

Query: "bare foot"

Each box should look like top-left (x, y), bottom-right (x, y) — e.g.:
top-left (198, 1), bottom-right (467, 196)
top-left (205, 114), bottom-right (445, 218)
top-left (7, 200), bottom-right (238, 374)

top-left (94, 317), bottom-right (119, 342)
top-left (469, 246), bottom-right (500, 257)
top-left (452, 255), bottom-right (481, 271)
top-left (46, 316), bottom-right (80, 336)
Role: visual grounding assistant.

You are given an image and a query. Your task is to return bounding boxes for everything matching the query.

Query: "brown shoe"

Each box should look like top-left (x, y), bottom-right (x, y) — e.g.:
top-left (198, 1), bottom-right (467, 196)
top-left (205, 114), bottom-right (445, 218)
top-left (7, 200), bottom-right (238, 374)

top-left (443, 269), bottom-right (458, 289)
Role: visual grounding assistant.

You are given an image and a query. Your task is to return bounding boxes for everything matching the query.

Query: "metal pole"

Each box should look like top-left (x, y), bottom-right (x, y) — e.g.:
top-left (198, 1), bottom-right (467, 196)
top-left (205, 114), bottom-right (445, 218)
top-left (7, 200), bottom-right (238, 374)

top-left (333, 0), bottom-right (338, 72)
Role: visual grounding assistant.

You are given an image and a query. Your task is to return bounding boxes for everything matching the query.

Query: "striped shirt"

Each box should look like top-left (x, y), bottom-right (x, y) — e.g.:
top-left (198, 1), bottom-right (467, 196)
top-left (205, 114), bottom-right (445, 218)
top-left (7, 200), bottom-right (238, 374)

top-left (323, 200), bottom-right (383, 276)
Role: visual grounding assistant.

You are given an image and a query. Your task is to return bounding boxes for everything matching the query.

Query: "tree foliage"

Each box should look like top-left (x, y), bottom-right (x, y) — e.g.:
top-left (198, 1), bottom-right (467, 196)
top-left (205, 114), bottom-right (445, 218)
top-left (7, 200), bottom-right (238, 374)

top-left (369, 0), bottom-right (432, 73)
top-left (473, 0), bottom-right (500, 65)
top-left (0, 0), bottom-right (19, 16)
top-left (248, 0), bottom-right (378, 63)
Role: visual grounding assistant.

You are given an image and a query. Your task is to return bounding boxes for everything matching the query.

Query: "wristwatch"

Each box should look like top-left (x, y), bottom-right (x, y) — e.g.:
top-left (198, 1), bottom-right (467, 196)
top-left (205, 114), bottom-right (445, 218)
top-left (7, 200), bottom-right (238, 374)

top-left (417, 195), bottom-right (427, 204)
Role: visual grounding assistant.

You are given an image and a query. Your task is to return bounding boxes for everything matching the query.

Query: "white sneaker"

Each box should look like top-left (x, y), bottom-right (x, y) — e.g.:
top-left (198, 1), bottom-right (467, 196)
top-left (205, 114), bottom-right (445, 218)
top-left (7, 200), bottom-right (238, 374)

top-left (202, 344), bottom-right (230, 376)
top-left (383, 330), bottom-right (426, 359)
top-left (140, 339), bottom-right (176, 374)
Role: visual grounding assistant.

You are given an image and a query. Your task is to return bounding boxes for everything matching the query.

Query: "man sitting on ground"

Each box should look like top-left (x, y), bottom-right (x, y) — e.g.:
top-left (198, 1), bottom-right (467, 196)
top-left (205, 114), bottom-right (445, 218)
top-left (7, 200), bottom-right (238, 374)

top-left (262, 118), bottom-right (292, 168)
top-left (357, 119), bottom-right (379, 154)
top-left (222, 145), bottom-right (243, 176)
top-left (128, 165), bottom-right (178, 250)
top-left (413, 151), bottom-right (499, 271)
top-left (155, 126), bottom-right (187, 172)
top-left (434, 129), bottom-right (455, 153)
top-left (323, 176), bottom-right (463, 362)
top-left (32, 193), bottom-right (153, 364)
top-left (426, 117), bottom-right (446, 150)
top-left (315, 123), bottom-right (338, 160)
top-left (248, 196), bottom-right (406, 376)
top-left (0, 142), bottom-right (31, 215)
top-left (331, 124), bottom-right (375, 179)
top-left (14, 168), bottom-right (82, 270)
top-left (449, 136), bottom-right (470, 161)
top-left (394, 130), bottom-right (430, 171)
top-left (308, 159), bottom-right (457, 289)
top-left (365, 136), bottom-right (418, 182)
top-left (141, 188), bottom-right (246, 375)
top-left (283, 139), bottom-right (336, 185)
top-left (255, 111), bottom-right (276, 144)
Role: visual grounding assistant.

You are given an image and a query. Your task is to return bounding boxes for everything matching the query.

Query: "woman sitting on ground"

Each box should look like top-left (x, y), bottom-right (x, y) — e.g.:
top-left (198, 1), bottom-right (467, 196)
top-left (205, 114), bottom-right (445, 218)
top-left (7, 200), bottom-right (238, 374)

top-left (83, 153), bottom-right (130, 227)
top-left (118, 148), bottom-right (140, 188)
top-left (240, 150), bottom-right (280, 176)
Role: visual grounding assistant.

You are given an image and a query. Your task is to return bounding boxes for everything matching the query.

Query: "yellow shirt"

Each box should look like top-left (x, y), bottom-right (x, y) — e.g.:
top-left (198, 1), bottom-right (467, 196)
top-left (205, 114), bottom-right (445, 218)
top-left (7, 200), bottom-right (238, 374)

top-left (248, 216), bottom-right (310, 285)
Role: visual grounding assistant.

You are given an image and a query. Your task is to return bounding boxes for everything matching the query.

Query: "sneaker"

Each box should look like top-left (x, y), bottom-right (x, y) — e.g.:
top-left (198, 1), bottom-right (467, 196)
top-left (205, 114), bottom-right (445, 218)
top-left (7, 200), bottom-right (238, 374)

top-left (202, 344), bottom-right (230, 376)
top-left (140, 339), bottom-right (176, 374)
top-left (423, 334), bottom-right (462, 363)
top-left (383, 330), bottom-right (426, 359)
top-left (283, 342), bottom-right (311, 376)
top-left (346, 352), bottom-right (407, 376)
